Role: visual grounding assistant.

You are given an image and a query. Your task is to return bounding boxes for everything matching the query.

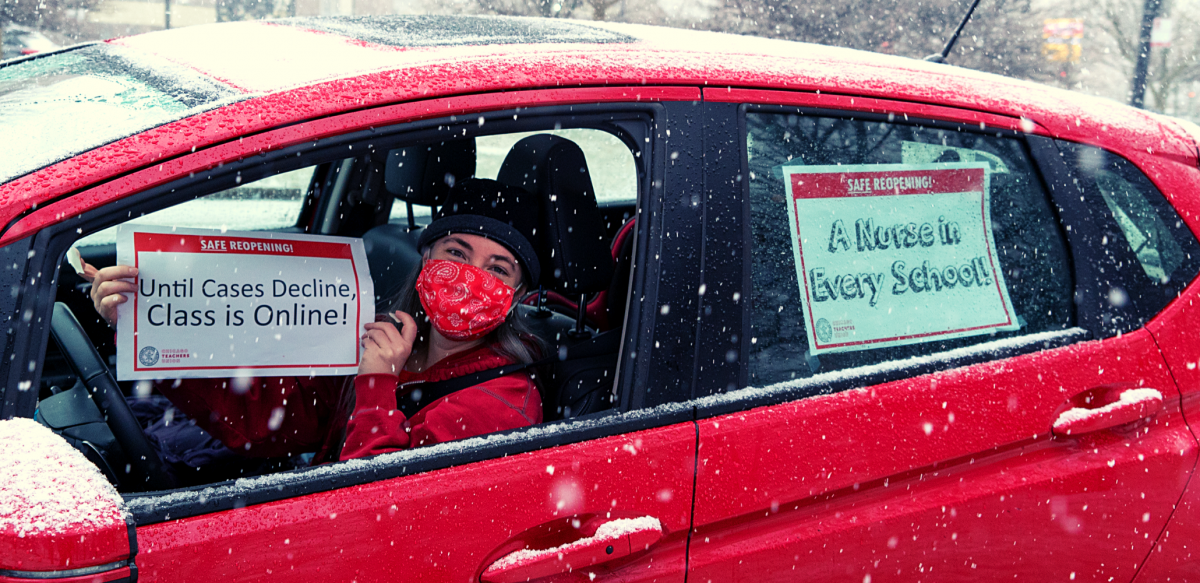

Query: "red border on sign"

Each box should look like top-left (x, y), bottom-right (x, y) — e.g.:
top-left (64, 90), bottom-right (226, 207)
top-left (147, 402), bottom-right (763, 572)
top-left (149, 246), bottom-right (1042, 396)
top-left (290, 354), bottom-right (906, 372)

top-left (790, 167), bottom-right (985, 199)
top-left (133, 232), bottom-right (353, 258)
top-left (132, 233), bottom-right (361, 372)
top-left (790, 167), bottom-right (1013, 351)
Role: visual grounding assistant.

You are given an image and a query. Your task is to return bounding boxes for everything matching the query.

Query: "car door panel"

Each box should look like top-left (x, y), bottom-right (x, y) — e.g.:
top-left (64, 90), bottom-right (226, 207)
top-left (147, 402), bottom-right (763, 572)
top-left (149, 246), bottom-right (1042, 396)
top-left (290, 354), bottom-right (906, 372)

top-left (1135, 279), bottom-right (1200, 579)
top-left (689, 329), bottom-right (1194, 582)
top-left (135, 423), bottom-right (696, 582)
top-left (0, 90), bottom-right (702, 582)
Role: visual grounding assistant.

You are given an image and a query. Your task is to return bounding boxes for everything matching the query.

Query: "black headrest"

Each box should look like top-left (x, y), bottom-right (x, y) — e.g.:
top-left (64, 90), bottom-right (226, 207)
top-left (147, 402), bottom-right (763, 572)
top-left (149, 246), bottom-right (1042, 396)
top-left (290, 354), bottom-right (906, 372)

top-left (497, 135), bottom-right (614, 294)
top-left (362, 224), bottom-right (422, 303)
top-left (385, 139), bottom-right (476, 207)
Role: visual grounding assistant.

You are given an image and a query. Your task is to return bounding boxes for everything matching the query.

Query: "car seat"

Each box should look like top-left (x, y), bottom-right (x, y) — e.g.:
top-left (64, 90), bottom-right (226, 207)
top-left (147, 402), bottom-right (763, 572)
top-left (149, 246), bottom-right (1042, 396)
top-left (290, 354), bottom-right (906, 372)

top-left (495, 134), bottom-right (620, 420)
top-left (587, 217), bottom-right (636, 331)
top-left (519, 216), bottom-right (635, 332)
top-left (497, 134), bottom-right (614, 298)
top-left (362, 139), bottom-right (475, 303)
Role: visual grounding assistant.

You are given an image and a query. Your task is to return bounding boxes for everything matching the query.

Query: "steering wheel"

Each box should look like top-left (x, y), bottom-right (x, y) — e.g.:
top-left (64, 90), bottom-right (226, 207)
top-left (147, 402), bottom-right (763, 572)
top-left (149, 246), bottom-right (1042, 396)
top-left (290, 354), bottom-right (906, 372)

top-left (50, 302), bottom-right (176, 491)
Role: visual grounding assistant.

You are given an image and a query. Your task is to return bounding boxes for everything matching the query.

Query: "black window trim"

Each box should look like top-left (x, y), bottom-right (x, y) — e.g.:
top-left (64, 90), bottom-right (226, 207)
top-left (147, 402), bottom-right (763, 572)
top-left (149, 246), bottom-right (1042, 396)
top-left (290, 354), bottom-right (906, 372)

top-left (3, 101), bottom-right (690, 525)
top-left (621, 100), bottom-right (707, 411)
top-left (691, 103), bottom-right (1089, 421)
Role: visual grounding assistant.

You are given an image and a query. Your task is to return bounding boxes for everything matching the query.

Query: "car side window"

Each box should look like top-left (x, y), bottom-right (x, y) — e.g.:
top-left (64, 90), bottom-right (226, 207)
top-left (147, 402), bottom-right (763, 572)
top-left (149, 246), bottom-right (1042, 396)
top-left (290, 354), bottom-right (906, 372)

top-left (1094, 166), bottom-right (1186, 281)
top-left (387, 128), bottom-right (637, 224)
top-left (745, 112), bottom-right (1074, 386)
top-left (1056, 141), bottom-right (1200, 329)
top-left (32, 116), bottom-right (644, 494)
top-left (476, 129), bottom-right (638, 203)
top-left (75, 166), bottom-right (316, 248)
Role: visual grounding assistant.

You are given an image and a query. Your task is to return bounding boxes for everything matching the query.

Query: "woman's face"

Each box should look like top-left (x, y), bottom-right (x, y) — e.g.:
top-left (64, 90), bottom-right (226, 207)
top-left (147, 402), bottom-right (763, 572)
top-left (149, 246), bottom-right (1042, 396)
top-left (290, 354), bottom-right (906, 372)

top-left (426, 233), bottom-right (524, 291)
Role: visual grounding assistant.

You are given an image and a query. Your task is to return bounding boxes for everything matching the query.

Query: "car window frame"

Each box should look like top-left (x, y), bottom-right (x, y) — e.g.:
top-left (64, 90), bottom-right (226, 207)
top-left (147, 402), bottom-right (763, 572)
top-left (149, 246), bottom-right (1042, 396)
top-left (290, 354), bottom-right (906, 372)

top-left (1032, 138), bottom-right (1200, 336)
top-left (0, 96), bottom-right (705, 525)
top-left (691, 100), bottom-right (1092, 420)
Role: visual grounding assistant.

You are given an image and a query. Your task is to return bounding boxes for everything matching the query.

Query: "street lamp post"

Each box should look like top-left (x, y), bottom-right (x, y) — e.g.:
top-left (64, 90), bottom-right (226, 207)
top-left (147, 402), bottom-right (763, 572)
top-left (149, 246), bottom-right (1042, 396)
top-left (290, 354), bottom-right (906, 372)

top-left (1130, 0), bottom-right (1163, 108)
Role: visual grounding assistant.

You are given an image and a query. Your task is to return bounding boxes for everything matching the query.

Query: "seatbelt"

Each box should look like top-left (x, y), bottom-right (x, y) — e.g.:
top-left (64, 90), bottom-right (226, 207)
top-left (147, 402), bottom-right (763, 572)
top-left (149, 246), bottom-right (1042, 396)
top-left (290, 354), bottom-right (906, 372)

top-left (395, 330), bottom-right (620, 418)
top-left (396, 356), bottom-right (553, 417)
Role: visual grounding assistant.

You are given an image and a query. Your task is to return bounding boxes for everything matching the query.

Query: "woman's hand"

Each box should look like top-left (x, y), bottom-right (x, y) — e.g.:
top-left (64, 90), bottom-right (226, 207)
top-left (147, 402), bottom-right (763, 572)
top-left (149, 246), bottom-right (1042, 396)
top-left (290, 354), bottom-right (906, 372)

top-left (79, 259), bottom-right (138, 328)
top-left (359, 311), bottom-right (418, 376)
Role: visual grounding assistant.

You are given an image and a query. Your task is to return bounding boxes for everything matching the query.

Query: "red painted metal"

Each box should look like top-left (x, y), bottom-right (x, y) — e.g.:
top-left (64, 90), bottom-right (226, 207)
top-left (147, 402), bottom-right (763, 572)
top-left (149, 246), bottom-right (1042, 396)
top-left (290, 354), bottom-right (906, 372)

top-left (1138, 242), bottom-right (1200, 579)
top-left (0, 566), bottom-right (130, 583)
top-left (3, 26), bottom-right (1193, 234)
top-left (689, 329), bottom-right (1195, 581)
top-left (0, 520), bottom-right (129, 573)
top-left (134, 425), bottom-right (695, 582)
top-left (0, 86), bottom-right (698, 245)
top-left (480, 519), bottom-right (664, 582)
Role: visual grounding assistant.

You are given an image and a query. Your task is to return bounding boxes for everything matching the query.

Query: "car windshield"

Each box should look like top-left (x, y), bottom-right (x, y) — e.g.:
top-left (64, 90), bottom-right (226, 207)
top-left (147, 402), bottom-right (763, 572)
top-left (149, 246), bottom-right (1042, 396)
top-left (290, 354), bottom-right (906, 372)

top-left (0, 44), bottom-right (242, 184)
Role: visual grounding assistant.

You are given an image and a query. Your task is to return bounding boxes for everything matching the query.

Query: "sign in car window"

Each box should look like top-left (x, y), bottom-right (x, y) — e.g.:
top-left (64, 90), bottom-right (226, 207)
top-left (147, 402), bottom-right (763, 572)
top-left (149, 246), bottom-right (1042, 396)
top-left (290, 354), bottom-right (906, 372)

top-left (115, 226), bottom-right (373, 380)
top-left (781, 163), bottom-right (1019, 355)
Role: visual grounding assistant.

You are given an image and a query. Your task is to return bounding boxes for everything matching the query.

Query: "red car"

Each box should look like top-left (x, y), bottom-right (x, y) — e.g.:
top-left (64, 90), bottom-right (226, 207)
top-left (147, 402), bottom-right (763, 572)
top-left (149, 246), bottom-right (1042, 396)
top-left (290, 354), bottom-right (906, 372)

top-left (2, 15), bottom-right (1200, 583)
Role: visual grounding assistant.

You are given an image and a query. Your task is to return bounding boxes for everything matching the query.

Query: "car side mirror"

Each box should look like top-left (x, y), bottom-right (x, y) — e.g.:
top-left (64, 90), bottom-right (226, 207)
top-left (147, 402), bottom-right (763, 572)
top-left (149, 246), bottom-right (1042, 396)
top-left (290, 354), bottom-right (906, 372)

top-left (0, 418), bottom-right (133, 579)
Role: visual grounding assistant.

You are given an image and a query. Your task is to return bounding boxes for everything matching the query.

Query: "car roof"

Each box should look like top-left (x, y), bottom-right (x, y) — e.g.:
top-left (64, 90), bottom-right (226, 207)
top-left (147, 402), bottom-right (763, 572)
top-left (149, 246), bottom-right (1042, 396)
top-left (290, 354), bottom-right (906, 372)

top-left (1, 15), bottom-right (1195, 233)
top-left (105, 16), bottom-right (1182, 145)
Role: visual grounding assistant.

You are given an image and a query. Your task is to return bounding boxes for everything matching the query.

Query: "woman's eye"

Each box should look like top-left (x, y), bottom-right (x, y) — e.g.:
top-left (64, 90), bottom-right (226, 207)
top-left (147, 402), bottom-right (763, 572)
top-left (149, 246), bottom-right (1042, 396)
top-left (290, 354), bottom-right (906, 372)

top-left (447, 248), bottom-right (465, 258)
top-left (490, 266), bottom-right (509, 277)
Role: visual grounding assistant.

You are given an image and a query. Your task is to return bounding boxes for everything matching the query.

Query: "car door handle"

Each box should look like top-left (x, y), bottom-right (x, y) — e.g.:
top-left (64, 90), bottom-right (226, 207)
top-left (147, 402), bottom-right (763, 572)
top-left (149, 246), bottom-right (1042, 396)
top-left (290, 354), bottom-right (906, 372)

top-left (1052, 388), bottom-right (1163, 437)
top-left (481, 517), bottom-right (663, 583)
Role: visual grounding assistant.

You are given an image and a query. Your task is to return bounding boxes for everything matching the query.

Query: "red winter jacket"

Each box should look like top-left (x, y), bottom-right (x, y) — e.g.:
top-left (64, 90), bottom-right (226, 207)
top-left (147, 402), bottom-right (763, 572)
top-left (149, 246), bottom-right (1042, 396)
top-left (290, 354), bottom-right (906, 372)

top-left (156, 345), bottom-right (542, 462)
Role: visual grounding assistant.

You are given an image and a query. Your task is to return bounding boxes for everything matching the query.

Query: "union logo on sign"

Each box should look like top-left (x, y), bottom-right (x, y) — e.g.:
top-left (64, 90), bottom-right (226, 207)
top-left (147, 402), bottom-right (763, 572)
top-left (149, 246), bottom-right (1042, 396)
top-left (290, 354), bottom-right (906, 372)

top-left (815, 318), bottom-right (833, 343)
top-left (139, 346), bottom-right (160, 367)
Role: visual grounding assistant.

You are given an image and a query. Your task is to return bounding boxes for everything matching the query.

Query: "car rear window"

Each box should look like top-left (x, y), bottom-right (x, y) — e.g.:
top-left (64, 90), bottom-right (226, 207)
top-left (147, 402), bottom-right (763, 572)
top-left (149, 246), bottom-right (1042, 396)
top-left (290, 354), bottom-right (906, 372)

top-left (1056, 141), bottom-right (1200, 332)
top-left (744, 111), bottom-right (1074, 387)
top-left (0, 44), bottom-right (240, 184)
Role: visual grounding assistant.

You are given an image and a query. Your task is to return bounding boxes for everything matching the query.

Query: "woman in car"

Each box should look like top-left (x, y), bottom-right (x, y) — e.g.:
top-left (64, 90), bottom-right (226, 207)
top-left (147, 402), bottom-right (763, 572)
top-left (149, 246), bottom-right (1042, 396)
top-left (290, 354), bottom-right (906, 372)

top-left (83, 179), bottom-right (544, 464)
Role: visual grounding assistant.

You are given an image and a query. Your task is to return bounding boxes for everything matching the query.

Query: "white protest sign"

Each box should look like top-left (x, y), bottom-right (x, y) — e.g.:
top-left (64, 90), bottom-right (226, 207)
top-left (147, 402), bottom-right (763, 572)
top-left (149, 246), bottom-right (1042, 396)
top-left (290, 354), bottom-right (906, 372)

top-left (115, 226), bottom-right (374, 380)
top-left (782, 163), bottom-right (1019, 355)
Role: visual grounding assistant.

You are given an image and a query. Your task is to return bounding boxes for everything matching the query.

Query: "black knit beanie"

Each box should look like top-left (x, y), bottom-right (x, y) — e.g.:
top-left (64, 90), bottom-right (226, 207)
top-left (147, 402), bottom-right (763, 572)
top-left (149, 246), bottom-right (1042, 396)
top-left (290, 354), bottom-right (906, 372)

top-left (416, 178), bottom-right (541, 285)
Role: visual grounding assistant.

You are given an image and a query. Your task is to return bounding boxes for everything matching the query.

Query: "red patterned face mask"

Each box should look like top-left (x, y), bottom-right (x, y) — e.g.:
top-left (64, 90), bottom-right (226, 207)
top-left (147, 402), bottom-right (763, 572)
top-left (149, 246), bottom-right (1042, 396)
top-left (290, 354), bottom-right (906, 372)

top-left (415, 259), bottom-right (516, 341)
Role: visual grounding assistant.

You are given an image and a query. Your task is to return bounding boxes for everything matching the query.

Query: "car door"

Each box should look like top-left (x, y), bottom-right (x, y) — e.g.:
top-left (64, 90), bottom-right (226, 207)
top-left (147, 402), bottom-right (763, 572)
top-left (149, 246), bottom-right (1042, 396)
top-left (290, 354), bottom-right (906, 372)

top-left (0, 89), bottom-right (704, 582)
top-left (684, 92), bottom-right (1198, 582)
top-left (1075, 140), bottom-right (1200, 581)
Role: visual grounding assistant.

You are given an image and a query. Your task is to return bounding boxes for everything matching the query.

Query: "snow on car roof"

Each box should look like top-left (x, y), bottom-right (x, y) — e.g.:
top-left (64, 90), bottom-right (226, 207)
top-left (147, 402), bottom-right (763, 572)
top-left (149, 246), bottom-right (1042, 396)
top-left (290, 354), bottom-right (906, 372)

top-left (288, 15), bottom-right (636, 48)
top-left (107, 15), bottom-right (635, 94)
top-left (1, 15), bottom-right (1190, 227)
top-left (100, 15), bottom-right (1196, 149)
top-left (0, 418), bottom-right (126, 537)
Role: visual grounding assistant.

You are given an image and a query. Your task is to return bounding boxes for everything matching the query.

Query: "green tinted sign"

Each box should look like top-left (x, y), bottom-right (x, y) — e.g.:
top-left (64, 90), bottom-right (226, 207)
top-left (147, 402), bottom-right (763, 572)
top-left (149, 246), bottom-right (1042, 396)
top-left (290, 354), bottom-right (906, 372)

top-left (782, 163), bottom-right (1019, 354)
